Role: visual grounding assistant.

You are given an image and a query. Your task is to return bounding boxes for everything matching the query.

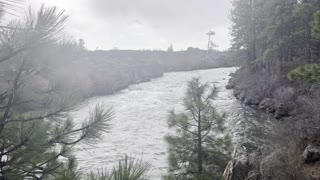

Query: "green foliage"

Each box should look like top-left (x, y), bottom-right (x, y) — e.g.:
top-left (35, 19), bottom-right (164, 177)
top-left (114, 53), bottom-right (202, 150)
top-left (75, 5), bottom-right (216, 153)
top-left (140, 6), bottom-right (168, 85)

top-left (53, 158), bottom-right (82, 180)
top-left (288, 64), bottom-right (320, 82)
top-left (312, 10), bottom-right (320, 39)
top-left (165, 78), bottom-right (232, 180)
top-left (86, 155), bottom-right (150, 180)
top-left (230, 0), bottom-right (320, 70)
top-left (0, 5), bottom-right (113, 179)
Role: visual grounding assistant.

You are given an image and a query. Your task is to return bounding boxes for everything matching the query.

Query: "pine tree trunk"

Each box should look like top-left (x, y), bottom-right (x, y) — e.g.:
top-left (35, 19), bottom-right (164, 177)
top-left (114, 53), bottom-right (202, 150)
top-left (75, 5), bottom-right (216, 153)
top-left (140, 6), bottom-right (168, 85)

top-left (250, 0), bottom-right (256, 62)
top-left (304, 0), bottom-right (313, 62)
top-left (197, 109), bottom-right (203, 174)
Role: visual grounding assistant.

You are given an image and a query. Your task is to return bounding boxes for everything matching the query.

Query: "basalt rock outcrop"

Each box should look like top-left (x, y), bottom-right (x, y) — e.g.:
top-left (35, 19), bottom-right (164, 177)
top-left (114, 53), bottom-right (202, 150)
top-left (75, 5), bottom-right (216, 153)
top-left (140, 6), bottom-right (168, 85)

top-left (303, 144), bottom-right (320, 164)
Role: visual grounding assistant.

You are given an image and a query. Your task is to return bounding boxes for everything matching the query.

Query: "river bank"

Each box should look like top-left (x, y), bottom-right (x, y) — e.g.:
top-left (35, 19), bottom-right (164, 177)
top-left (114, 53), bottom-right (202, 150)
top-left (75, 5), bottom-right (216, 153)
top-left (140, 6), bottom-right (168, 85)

top-left (62, 49), bottom-right (234, 98)
top-left (0, 49), bottom-right (235, 112)
top-left (224, 66), bottom-right (320, 180)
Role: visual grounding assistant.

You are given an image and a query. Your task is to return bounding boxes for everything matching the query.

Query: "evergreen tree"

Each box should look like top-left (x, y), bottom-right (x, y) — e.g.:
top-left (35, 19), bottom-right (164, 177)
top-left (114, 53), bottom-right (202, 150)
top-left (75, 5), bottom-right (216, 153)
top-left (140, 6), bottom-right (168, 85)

top-left (87, 155), bottom-right (150, 180)
top-left (0, 5), bottom-right (113, 179)
top-left (230, 0), bottom-right (257, 62)
top-left (56, 155), bottom-right (150, 180)
top-left (288, 63), bottom-right (320, 82)
top-left (165, 78), bottom-right (232, 180)
top-left (230, 0), bottom-right (320, 79)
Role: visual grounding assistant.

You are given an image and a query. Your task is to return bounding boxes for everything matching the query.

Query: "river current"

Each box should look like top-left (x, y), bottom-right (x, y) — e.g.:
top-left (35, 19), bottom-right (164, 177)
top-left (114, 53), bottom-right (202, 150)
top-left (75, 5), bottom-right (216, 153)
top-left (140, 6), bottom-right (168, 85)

top-left (71, 67), bottom-right (273, 179)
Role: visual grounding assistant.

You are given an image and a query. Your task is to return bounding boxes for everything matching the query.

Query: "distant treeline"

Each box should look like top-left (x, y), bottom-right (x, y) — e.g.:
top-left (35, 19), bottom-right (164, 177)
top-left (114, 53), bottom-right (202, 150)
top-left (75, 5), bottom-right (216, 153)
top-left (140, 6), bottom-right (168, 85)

top-left (0, 42), bottom-right (233, 111)
top-left (78, 48), bottom-right (232, 96)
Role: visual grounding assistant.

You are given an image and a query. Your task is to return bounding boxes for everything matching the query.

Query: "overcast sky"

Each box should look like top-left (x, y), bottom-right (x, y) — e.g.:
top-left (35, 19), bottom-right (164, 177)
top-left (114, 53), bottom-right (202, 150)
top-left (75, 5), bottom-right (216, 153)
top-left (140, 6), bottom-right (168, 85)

top-left (25, 0), bottom-right (232, 51)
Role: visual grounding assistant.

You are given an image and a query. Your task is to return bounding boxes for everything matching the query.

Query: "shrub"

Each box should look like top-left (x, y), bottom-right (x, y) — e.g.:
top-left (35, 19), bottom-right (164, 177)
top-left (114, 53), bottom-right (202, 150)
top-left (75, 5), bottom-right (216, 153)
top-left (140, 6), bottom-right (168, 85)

top-left (273, 87), bottom-right (295, 104)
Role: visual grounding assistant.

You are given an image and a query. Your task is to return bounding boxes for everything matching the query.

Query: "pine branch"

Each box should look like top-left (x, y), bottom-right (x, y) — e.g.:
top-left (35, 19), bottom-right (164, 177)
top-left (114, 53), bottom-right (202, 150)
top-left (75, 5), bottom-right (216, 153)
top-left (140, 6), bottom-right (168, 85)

top-left (0, 58), bottom-right (26, 135)
top-left (0, 138), bottom-right (28, 156)
top-left (0, 47), bottom-right (26, 63)
top-left (6, 107), bottom-right (65, 124)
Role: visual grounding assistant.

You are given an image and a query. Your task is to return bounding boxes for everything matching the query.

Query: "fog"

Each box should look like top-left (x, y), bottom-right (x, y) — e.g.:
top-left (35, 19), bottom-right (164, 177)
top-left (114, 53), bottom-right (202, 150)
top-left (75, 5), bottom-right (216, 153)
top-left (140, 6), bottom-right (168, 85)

top-left (27, 0), bottom-right (232, 50)
top-left (1, 0), bottom-right (318, 179)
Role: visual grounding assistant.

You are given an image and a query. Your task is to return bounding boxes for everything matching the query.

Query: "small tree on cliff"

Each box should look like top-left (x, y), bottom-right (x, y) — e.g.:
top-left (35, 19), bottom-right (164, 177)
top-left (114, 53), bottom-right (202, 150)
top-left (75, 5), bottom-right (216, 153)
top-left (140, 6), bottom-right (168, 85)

top-left (165, 78), bottom-right (232, 180)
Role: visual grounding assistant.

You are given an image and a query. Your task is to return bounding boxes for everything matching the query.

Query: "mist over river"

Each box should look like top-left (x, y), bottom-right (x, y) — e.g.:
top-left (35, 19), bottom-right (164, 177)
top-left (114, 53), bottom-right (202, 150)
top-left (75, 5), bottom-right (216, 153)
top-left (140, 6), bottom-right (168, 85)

top-left (71, 67), bottom-right (274, 179)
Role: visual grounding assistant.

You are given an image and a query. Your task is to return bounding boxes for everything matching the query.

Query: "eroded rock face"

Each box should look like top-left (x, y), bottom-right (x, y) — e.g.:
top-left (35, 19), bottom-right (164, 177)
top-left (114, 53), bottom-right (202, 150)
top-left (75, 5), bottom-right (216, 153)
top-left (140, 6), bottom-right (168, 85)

top-left (303, 144), bottom-right (320, 164)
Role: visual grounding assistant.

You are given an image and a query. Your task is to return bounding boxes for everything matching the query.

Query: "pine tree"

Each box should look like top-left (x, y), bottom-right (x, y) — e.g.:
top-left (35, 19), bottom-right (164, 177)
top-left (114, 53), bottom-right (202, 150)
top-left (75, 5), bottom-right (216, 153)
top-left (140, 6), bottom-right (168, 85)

top-left (57, 155), bottom-right (150, 180)
top-left (0, 5), bottom-right (113, 179)
top-left (165, 78), bottom-right (232, 180)
top-left (230, 0), bottom-right (258, 62)
top-left (288, 64), bottom-right (320, 82)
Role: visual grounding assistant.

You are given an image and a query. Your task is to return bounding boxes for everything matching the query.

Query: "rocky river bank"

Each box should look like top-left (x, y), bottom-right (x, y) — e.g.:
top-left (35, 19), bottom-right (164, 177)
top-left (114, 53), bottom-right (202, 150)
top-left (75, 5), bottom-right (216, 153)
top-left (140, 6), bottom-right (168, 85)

top-left (224, 69), bottom-right (320, 180)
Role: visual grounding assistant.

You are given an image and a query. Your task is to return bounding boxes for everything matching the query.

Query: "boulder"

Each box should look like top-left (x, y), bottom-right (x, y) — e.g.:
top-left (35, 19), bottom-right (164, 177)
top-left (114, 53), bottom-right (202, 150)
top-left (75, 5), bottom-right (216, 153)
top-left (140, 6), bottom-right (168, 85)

top-left (275, 104), bottom-right (289, 119)
top-left (226, 78), bottom-right (236, 89)
top-left (231, 159), bottom-right (250, 180)
top-left (266, 107), bottom-right (276, 113)
top-left (244, 96), bottom-right (261, 106)
top-left (229, 72), bottom-right (236, 77)
top-left (303, 144), bottom-right (320, 164)
top-left (260, 149), bottom-right (291, 180)
top-left (226, 83), bottom-right (235, 89)
top-left (224, 159), bottom-right (250, 180)
top-left (233, 88), bottom-right (241, 97)
top-left (259, 98), bottom-right (275, 110)
top-left (224, 146), bottom-right (252, 180)
top-left (239, 91), bottom-right (246, 101)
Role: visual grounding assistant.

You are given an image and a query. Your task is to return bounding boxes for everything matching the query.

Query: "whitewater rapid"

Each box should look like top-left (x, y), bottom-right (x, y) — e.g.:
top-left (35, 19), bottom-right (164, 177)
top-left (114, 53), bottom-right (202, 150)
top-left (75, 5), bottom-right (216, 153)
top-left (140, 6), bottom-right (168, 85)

top-left (71, 67), bottom-right (273, 179)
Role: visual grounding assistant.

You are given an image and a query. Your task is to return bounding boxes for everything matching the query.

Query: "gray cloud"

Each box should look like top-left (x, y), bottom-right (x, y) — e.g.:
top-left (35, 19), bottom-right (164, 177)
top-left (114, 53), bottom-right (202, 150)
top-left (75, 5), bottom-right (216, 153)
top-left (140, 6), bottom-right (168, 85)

top-left (88, 0), bottom-right (230, 27)
top-left (28, 0), bottom-right (232, 50)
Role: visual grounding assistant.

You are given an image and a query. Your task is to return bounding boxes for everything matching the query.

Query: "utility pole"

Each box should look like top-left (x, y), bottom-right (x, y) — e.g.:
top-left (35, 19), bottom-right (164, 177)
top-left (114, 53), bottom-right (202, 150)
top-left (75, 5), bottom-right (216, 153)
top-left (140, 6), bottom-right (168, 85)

top-left (206, 30), bottom-right (215, 59)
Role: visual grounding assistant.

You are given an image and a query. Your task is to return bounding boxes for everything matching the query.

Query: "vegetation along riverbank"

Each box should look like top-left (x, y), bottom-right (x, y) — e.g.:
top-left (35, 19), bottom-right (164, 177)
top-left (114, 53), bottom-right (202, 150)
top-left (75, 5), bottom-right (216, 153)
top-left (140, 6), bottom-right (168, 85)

top-left (224, 0), bottom-right (320, 179)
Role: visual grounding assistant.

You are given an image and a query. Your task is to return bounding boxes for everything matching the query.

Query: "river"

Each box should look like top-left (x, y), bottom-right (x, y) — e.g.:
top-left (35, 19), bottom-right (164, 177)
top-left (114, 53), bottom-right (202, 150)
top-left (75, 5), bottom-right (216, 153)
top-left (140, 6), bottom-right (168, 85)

top-left (71, 67), bottom-right (274, 179)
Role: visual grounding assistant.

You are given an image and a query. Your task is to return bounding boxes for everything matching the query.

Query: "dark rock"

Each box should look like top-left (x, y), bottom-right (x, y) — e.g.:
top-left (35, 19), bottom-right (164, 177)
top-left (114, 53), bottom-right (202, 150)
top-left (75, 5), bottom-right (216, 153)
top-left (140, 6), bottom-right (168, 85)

top-left (244, 96), bottom-right (261, 106)
top-left (233, 88), bottom-right (241, 97)
top-left (224, 159), bottom-right (249, 180)
top-left (231, 159), bottom-right (250, 180)
top-left (303, 144), bottom-right (320, 164)
top-left (266, 107), bottom-right (276, 113)
top-left (229, 72), bottom-right (236, 77)
top-left (259, 98), bottom-right (275, 110)
top-left (226, 78), bottom-right (236, 89)
top-left (224, 146), bottom-right (251, 180)
top-left (226, 83), bottom-right (235, 89)
top-left (239, 91), bottom-right (246, 101)
top-left (275, 104), bottom-right (289, 119)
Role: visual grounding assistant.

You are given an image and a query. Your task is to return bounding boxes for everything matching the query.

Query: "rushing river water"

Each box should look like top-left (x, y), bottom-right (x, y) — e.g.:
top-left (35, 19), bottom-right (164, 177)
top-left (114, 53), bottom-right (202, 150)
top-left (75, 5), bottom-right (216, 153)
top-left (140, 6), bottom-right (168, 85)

top-left (71, 67), bottom-right (274, 179)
